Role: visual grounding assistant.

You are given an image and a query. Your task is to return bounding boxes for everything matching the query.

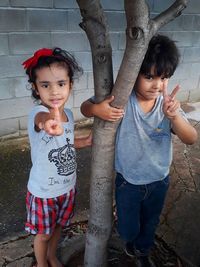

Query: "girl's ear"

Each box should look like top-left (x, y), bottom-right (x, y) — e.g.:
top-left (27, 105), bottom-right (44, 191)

top-left (32, 83), bottom-right (39, 95)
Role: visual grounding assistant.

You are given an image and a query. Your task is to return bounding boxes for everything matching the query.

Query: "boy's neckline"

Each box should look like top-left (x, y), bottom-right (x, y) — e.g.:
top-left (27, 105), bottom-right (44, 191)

top-left (135, 93), bottom-right (158, 114)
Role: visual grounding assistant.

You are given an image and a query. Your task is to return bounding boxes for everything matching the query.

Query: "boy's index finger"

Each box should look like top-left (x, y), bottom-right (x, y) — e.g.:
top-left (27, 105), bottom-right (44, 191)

top-left (162, 82), bottom-right (168, 98)
top-left (170, 85), bottom-right (180, 100)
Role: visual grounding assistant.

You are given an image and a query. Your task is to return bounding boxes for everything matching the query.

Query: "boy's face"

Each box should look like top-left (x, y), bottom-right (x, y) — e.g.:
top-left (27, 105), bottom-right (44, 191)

top-left (134, 67), bottom-right (169, 101)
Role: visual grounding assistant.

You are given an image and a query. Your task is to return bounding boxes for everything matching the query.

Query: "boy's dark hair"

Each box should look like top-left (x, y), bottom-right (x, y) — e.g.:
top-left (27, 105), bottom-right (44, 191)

top-left (140, 34), bottom-right (180, 78)
top-left (26, 48), bottom-right (83, 100)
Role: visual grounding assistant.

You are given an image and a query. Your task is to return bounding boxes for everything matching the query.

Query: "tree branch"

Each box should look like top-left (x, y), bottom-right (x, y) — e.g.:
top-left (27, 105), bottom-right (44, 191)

top-left (76, 0), bottom-right (113, 102)
top-left (151, 0), bottom-right (190, 34)
top-left (111, 0), bottom-right (151, 108)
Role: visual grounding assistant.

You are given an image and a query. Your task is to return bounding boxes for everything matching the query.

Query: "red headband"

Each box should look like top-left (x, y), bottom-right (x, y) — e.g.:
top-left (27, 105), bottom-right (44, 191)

top-left (22, 48), bottom-right (53, 70)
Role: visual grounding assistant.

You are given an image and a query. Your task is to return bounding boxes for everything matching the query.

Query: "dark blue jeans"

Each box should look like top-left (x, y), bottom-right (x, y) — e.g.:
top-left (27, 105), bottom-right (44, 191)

top-left (115, 172), bottom-right (169, 256)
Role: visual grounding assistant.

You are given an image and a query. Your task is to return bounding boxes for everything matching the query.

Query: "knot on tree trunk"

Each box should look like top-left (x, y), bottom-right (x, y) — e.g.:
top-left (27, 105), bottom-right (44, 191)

top-left (176, 5), bottom-right (185, 17)
top-left (97, 54), bottom-right (107, 64)
top-left (127, 26), bottom-right (144, 40)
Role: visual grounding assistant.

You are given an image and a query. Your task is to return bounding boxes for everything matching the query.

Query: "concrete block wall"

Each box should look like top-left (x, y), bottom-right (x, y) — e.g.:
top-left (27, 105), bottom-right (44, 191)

top-left (0, 0), bottom-right (200, 138)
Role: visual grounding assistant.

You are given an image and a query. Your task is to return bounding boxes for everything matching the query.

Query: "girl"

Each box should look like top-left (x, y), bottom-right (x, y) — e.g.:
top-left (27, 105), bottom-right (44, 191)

top-left (23, 48), bottom-right (91, 267)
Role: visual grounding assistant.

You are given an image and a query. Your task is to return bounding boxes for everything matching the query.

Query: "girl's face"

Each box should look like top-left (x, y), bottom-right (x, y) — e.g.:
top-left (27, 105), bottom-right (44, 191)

top-left (134, 66), bottom-right (169, 101)
top-left (33, 63), bottom-right (72, 110)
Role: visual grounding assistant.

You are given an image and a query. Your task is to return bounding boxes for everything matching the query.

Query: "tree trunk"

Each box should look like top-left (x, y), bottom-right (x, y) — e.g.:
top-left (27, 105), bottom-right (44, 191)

top-left (76, 1), bottom-right (189, 266)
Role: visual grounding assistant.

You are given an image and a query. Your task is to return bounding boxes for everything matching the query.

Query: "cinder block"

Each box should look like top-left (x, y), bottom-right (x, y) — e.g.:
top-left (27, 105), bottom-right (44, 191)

top-left (10, 0), bottom-right (53, 8)
top-left (71, 107), bottom-right (85, 121)
top-left (0, 97), bottom-right (34, 120)
top-left (175, 63), bottom-right (191, 79)
top-left (178, 48), bottom-right (184, 63)
top-left (105, 11), bottom-right (126, 31)
top-left (27, 9), bottom-right (67, 31)
top-left (118, 32), bottom-right (125, 50)
top-left (0, 78), bottom-right (15, 99)
top-left (0, 118), bottom-right (19, 137)
top-left (154, 1), bottom-right (200, 15)
top-left (165, 78), bottom-right (180, 92)
top-left (9, 33), bottom-right (51, 54)
top-left (112, 51), bottom-right (123, 70)
top-left (0, 34), bottom-right (9, 55)
top-left (19, 116), bottom-right (28, 130)
top-left (177, 90), bottom-right (189, 102)
top-left (54, 0), bottom-right (79, 9)
top-left (73, 73), bottom-right (88, 91)
top-left (189, 89), bottom-right (200, 102)
top-left (0, 0), bottom-right (9, 7)
top-left (64, 93), bottom-right (73, 109)
top-left (114, 70), bottom-right (119, 82)
top-left (153, 0), bottom-right (175, 13)
top-left (87, 72), bottom-right (94, 90)
top-left (102, 0), bottom-right (152, 12)
top-left (178, 77), bottom-right (199, 92)
top-left (14, 77), bottom-right (32, 97)
top-left (158, 30), bottom-right (174, 41)
top-left (51, 32), bottom-right (89, 52)
top-left (73, 89), bottom-right (94, 107)
top-left (101, 0), bottom-right (124, 10)
top-left (110, 32), bottom-right (120, 51)
top-left (184, 1), bottom-right (200, 14)
top-left (171, 31), bottom-right (200, 47)
top-left (192, 16), bottom-right (200, 31)
top-left (67, 9), bottom-right (82, 32)
top-left (146, 0), bottom-right (154, 10)
top-left (161, 15), bottom-right (194, 31)
top-left (0, 9), bottom-right (26, 31)
top-left (183, 47), bottom-right (200, 63)
top-left (189, 63), bottom-right (200, 77)
top-left (0, 55), bottom-right (26, 78)
top-left (73, 52), bottom-right (92, 71)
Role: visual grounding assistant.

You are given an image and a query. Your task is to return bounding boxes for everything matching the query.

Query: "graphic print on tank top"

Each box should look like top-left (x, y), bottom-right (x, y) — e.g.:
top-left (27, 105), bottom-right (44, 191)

top-left (48, 138), bottom-right (76, 176)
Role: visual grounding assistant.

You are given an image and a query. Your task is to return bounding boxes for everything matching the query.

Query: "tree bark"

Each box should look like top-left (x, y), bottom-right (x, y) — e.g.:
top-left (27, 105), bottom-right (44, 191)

top-left (76, 1), bottom-right (189, 266)
top-left (76, 1), bottom-right (116, 266)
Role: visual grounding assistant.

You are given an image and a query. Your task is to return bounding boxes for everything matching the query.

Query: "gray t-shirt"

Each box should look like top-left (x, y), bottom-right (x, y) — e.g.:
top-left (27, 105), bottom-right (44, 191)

top-left (28, 105), bottom-right (76, 198)
top-left (115, 91), bottom-right (177, 185)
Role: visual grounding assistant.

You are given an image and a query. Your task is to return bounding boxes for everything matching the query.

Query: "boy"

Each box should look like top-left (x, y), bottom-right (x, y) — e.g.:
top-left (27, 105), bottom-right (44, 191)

top-left (81, 35), bottom-right (197, 267)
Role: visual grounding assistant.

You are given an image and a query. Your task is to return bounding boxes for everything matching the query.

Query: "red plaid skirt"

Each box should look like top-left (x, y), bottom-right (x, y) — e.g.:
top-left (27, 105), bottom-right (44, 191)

top-left (25, 188), bottom-right (75, 234)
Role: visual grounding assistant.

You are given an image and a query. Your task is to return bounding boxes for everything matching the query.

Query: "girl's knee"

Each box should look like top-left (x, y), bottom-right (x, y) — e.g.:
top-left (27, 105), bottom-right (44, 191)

top-left (36, 233), bottom-right (52, 242)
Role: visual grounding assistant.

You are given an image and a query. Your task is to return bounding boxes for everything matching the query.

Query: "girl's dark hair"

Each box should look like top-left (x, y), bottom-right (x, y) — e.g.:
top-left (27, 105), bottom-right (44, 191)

top-left (140, 35), bottom-right (180, 78)
top-left (26, 48), bottom-right (83, 100)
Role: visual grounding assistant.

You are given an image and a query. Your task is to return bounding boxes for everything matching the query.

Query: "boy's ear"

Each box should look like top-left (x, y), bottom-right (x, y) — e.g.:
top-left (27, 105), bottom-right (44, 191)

top-left (70, 82), bottom-right (73, 90)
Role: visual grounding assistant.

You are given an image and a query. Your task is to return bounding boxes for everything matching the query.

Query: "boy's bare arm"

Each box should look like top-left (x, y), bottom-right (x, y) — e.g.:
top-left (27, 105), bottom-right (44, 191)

top-left (170, 114), bottom-right (197, 145)
top-left (163, 85), bottom-right (197, 145)
top-left (81, 95), bottom-right (124, 122)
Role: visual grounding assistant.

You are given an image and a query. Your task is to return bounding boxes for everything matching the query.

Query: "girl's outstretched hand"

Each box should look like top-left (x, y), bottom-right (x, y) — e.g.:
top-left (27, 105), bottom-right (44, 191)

top-left (162, 83), bottom-right (180, 120)
top-left (39, 106), bottom-right (64, 136)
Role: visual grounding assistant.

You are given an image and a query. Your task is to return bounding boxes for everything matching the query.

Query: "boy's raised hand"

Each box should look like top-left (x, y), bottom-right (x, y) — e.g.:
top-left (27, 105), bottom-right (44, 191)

top-left (95, 95), bottom-right (124, 122)
top-left (163, 83), bottom-right (180, 120)
top-left (42, 106), bottom-right (64, 136)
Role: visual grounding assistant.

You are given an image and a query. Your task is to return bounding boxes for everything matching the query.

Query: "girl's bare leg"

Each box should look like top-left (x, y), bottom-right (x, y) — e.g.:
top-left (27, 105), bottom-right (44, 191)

top-left (34, 234), bottom-right (51, 267)
top-left (47, 225), bottom-right (63, 267)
